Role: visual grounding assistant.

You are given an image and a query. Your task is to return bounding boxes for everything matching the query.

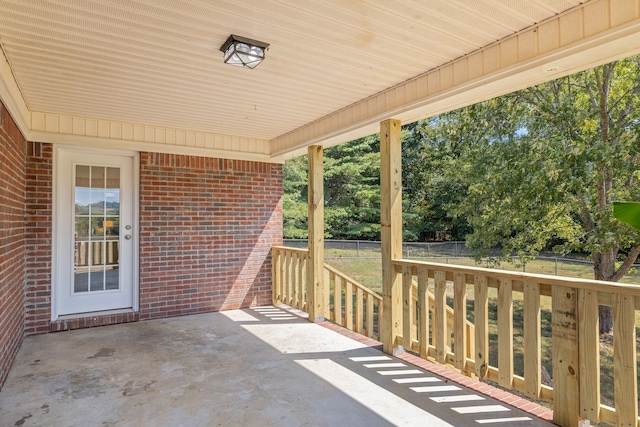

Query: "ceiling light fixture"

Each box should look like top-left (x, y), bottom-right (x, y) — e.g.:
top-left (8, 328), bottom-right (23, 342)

top-left (220, 35), bottom-right (269, 69)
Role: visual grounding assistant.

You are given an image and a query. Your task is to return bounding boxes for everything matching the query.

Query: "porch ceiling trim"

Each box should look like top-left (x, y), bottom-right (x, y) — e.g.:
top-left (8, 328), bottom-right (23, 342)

top-left (270, 0), bottom-right (640, 160)
top-left (0, 45), bottom-right (29, 134)
top-left (29, 112), bottom-right (272, 162)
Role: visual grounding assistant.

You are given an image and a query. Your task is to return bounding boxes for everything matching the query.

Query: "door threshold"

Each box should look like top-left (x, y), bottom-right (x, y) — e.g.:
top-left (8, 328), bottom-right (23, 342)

top-left (57, 308), bottom-right (136, 321)
top-left (51, 309), bottom-right (139, 332)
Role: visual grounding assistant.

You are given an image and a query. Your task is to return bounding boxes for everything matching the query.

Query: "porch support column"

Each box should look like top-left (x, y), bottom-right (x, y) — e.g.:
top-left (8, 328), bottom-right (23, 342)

top-left (380, 119), bottom-right (403, 354)
top-left (307, 145), bottom-right (328, 322)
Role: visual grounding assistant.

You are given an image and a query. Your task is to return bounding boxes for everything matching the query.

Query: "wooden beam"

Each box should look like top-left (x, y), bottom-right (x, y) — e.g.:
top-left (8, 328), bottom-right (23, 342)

top-left (453, 272), bottom-right (467, 371)
top-left (498, 279), bottom-right (513, 388)
top-left (552, 285), bottom-right (580, 426)
top-left (474, 275), bottom-right (489, 380)
top-left (380, 118), bottom-right (403, 354)
top-left (578, 288), bottom-right (600, 423)
top-left (523, 281), bottom-right (541, 400)
top-left (345, 280), bottom-right (354, 330)
top-left (613, 292), bottom-right (638, 426)
top-left (417, 267), bottom-right (429, 359)
top-left (435, 269), bottom-right (447, 364)
top-left (366, 293), bottom-right (374, 338)
top-left (334, 274), bottom-right (342, 325)
top-left (402, 266), bottom-right (413, 350)
top-left (307, 145), bottom-right (327, 322)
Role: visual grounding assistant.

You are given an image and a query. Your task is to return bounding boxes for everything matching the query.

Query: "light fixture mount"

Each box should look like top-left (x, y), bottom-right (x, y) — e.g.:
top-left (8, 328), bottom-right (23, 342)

top-left (220, 34), bottom-right (269, 69)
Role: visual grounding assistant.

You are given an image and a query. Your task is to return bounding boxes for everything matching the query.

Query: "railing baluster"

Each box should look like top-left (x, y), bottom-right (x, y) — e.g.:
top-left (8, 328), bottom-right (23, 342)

top-left (279, 250), bottom-right (286, 303)
top-left (356, 286), bottom-right (364, 334)
top-left (417, 267), bottom-right (429, 358)
top-left (578, 288), bottom-right (600, 423)
top-left (366, 292), bottom-right (374, 338)
top-left (375, 298), bottom-right (382, 341)
top-left (402, 266), bottom-right (413, 350)
top-left (466, 322), bottom-right (474, 362)
top-left (613, 292), bottom-right (638, 426)
top-left (333, 272), bottom-right (341, 325)
top-left (498, 279), bottom-right (513, 389)
top-left (435, 270), bottom-right (447, 364)
top-left (272, 248), bottom-right (280, 304)
top-left (324, 266), bottom-right (330, 318)
top-left (474, 275), bottom-right (488, 380)
top-left (345, 280), bottom-right (353, 331)
top-left (524, 281), bottom-right (541, 400)
top-left (284, 251), bottom-right (292, 304)
top-left (453, 272), bottom-right (467, 371)
top-left (411, 283), bottom-right (418, 348)
top-left (552, 285), bottom-right (580, 426)
top-left (298, 253), bottom-right (306, 310)
top-left (292, 253), bottom-right (300, 308)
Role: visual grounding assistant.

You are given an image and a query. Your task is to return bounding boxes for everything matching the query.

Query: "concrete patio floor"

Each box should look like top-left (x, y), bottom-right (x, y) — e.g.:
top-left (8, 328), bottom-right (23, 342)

top-left (0, 306), bottom-right (555, 427)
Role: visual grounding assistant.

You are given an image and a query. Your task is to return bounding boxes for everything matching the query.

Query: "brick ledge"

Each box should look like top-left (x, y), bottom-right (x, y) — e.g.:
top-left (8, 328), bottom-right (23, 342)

top-left (50, 311), bottom-right (140, 332)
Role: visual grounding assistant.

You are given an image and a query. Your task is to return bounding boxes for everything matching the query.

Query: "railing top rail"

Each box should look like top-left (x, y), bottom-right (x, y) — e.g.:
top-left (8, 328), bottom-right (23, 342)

top-left (273, 246), bottom-right (309, 255)
top-left (324, 263), bottom-right (382, 301)
top-left (394, 258), bottom-right (640, 296)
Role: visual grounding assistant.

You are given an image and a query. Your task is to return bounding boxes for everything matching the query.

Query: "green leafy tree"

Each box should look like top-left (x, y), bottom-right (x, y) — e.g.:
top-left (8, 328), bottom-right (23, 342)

top-left (282, 135), bottom-right (383, 240)
top-left (282, 155), bottom-right (309, 239)
top-left (323, 135), bottom-right (381, 239)
top-left (284, 130), bottom-right (435, 241)
top-left (454, 57), bottom-right (640, 333)
top-left (403, 113), bottom-right (480, 241)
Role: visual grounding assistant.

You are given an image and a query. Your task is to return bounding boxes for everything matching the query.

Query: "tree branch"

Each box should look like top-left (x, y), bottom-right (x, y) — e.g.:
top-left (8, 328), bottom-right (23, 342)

top-left (584, 72), bottom-right (600, 110)
top-left (612, 244), bottom-right (640, 282)
top-left (576, 190), bottom-right (596, 233)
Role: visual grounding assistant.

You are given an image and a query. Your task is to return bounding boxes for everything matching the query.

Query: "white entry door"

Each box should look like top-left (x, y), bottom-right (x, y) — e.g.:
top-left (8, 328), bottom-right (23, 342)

top-left (55, 149), bottom-right (136, 316)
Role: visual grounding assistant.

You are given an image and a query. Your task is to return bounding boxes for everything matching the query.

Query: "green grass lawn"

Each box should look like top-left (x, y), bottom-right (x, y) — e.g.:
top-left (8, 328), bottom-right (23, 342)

top-left (325, 249), bottom-right (640, 410)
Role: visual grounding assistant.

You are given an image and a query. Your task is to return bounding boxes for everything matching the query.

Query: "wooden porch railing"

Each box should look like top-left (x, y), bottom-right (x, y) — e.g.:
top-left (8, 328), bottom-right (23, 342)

top-left (272, 246), bottom-right (309, 311)
top-left (325, 263), bottom-right (382, 341)
top-left (272, 246), bottom-right (639, 425)
top-left (394, 259), bottom-right (640, 426)
top-left (272, 246), bottom-right (474, 358)
top-left (272, 246), bottom-right (381, 337)
top-left (75, 240), bottom-right (119, 266)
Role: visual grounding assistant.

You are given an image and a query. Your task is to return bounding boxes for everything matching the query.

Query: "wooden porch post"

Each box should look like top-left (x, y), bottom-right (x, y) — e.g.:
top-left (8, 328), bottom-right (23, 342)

top-left (380, 119), bottom-right (403, 354)
top-left (307, 145), bottom-right (328, 322)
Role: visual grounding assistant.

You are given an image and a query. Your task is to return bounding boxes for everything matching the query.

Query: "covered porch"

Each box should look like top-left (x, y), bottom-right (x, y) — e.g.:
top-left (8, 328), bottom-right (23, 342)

top-left (1, 1), bottom-right (640, 427)
top-left (0, 306), bottom-right (553, 426)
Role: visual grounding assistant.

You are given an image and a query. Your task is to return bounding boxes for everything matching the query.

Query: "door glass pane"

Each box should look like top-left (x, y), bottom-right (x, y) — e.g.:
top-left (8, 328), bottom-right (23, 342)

top-left (74, 269), bottom-right (89, 293)
top-left (104, 216), bottom-right (119, 237)
top-left (73, 164), bottom-right (120, 294)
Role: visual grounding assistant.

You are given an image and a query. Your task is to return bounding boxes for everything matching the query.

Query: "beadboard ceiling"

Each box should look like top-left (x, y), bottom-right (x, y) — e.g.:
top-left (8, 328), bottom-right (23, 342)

top-left (0, 0), bottom-right (639, 161)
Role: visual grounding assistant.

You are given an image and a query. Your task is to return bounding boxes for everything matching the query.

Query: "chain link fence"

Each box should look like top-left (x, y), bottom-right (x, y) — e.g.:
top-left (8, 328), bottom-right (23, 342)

top-left (283, 239), bottom-right (640, 280)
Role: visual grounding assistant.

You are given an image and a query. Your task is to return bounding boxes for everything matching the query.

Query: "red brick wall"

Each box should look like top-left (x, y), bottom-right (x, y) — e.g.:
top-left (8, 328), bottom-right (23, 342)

top-left (139, 153), bottom-right (282, 319)
top-left (20, 148), bottom-right (283, 334)
top-left (0, 101), bottom-right (26, 389)
top-left (25, 142), bottom-right (53, 335)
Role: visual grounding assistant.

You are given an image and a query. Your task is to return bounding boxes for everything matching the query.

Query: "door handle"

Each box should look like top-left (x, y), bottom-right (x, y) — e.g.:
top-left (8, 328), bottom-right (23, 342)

top-left (125, 235), bottom-right (132, 240)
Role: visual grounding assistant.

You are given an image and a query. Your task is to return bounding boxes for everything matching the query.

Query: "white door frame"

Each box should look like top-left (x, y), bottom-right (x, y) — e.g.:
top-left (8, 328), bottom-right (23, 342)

top-left (52, 146), bottom-right (140, 320)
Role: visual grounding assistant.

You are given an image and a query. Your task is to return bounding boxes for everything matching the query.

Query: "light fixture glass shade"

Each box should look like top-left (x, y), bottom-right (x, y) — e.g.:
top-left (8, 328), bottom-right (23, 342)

top-left (220, 35), bottom-right (269, 69)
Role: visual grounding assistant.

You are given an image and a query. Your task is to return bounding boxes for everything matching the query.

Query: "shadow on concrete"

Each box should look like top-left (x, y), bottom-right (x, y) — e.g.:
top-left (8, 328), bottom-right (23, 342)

top-left (0, 307), bottom-right (553, 427)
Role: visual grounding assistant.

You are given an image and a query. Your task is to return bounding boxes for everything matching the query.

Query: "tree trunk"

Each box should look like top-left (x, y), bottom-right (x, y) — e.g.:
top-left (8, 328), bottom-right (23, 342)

top-left (598, 305), bottom-right (613, 335)
top-left (593, 250), bottom-right (615, 334)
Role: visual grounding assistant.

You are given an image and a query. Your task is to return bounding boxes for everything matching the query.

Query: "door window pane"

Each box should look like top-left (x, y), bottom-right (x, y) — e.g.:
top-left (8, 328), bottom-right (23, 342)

top-left (73, 164), bottom-right (120, 294)
top-left (74, 269), bottom-right (89, 293)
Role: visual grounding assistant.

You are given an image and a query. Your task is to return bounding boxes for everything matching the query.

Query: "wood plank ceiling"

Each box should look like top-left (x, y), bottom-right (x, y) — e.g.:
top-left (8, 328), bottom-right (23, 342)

top-left (0, 1), bottom-right (584, 141)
